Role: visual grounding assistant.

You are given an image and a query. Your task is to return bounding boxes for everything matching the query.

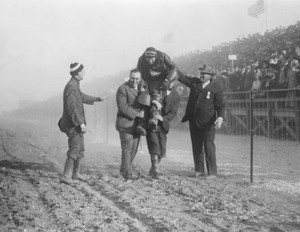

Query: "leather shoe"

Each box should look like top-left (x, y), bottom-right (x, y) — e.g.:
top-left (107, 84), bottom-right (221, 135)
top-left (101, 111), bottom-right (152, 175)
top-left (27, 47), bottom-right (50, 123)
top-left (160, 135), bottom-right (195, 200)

top-left (72, 173), bottom-right (88, 181)
top-left (152, 172), bottom-right (159, 179)
top-left (60, 176), bottom-right (75, 185)
top-left (189, 172), bottom-right (205, 178)
top-left (124, 173), bottom-right (141, 180)
top-left (206, 175), bottom-right (217, 180)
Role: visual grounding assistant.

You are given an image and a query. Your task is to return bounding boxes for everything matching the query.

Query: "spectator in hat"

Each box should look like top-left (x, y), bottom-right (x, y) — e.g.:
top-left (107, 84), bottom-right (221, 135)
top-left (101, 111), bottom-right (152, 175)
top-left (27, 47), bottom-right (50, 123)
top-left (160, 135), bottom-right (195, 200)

top-left (178, 64), bottom-right (225, 179)
top-left (58, 62), bottom-right (108, 185)
top-left (261, 63), bottom-right (279, 98)
top-left (243, 64), bottom-right (256, 91)
top-left (286, 59), bottom-right (300, 106)
top-left (251, 68), bottom-right (262, 98)
top-left (135, 47), bottom-right (181, 135)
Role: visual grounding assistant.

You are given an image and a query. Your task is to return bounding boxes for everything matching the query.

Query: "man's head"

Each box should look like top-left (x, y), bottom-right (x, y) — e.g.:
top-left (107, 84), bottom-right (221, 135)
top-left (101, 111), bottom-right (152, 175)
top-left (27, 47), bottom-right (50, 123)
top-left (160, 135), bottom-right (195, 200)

top-left (70, 62), bottom-right (85, 80)
top-left (199, 64), bottom-right (216, 82)
top-left (129, 68), bottom-right (141, 89)
top-left (290, 59), bottom-right (299, 69)
top-left (144, 47), bottom-right (157, 66)
top-left (254, 69), bottom-right (261, 80)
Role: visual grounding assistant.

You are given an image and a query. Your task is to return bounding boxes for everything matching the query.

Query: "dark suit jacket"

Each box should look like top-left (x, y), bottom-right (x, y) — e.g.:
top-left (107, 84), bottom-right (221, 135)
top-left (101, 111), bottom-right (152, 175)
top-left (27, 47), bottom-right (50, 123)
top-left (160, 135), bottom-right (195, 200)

top-left (160, 89), bottom-right (180, 133)
top-left (179, 75), bottom-right (225, 129)
top-left (115, 81), bottom-right (141, 133)
top-left (58, 77), bottom-right (98, 133)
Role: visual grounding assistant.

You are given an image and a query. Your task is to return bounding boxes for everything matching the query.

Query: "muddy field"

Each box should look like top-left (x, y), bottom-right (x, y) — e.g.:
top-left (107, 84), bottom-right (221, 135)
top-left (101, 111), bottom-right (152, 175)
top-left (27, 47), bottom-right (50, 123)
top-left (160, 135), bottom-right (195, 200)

top-left (0, 119), bottom-right (299, 232)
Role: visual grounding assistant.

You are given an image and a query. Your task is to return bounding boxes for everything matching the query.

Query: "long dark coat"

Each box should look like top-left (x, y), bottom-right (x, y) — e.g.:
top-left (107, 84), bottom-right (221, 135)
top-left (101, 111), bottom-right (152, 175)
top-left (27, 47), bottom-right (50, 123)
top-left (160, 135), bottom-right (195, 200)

top-left (58, 77), bottom-right (98, 133)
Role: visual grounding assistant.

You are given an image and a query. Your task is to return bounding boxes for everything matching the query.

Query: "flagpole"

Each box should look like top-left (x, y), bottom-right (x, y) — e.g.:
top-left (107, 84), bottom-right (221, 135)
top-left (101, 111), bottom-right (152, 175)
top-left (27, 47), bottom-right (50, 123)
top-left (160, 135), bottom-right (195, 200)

top-left (266, 0), bottom-right (270, 31)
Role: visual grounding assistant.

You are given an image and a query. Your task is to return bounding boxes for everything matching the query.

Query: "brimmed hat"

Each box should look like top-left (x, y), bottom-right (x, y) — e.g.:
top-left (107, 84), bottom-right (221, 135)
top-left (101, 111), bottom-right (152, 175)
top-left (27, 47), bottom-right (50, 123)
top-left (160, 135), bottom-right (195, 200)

top-left (70, 62), bottom-right (84, 76)
top-left (199, 64), bottom-right (216, 75)
top-left (144, 47), bottom-right (157, 58)
top-left (290, 59), bottom-right (299, 68)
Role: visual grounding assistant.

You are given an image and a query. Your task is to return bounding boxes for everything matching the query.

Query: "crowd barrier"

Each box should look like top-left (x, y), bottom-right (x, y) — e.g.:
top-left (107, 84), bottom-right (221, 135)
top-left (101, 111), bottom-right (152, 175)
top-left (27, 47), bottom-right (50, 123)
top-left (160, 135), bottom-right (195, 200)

top-left (222, 89), bottom-right (300, 141)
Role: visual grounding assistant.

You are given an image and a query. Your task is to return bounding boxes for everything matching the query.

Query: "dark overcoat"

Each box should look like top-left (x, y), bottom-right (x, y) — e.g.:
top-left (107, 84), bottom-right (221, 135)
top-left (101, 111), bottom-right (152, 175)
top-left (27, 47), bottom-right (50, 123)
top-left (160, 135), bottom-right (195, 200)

top-left (179, 75), bottom-right (225, 128)
top-left (58, 77), bottom-right (98, 133)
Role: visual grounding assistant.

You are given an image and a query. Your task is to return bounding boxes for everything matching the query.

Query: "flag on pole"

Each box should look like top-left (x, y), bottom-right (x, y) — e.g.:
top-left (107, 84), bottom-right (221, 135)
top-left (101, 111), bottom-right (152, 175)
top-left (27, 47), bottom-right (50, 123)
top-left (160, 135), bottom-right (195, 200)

top-left (248, 0), bottom-right (265, 18)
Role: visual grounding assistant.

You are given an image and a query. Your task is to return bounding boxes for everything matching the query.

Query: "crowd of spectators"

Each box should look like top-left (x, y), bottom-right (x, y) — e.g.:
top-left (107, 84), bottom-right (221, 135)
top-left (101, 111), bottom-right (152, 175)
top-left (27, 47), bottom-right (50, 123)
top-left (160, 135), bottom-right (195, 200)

top-left (176, 21), bottom-right (300, 101)
top-left (215, 54), bottom-right (300, 99)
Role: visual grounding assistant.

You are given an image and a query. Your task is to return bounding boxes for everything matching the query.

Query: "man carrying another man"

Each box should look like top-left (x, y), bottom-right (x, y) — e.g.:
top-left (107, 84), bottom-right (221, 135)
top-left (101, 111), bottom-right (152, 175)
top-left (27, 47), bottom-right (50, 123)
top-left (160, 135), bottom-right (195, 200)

top-left (115, 69), bottom-right (144, 180)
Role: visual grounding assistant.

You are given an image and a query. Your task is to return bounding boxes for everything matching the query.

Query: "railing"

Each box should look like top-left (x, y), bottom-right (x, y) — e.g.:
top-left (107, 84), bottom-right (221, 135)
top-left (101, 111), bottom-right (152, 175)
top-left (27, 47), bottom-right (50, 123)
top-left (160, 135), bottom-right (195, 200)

top-left (222, 88), bottom-right (300, 141)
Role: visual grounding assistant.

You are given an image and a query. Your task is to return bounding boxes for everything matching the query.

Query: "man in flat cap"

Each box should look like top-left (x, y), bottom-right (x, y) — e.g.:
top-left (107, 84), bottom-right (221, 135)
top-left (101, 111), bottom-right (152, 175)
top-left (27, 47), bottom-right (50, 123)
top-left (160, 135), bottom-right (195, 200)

top-left (178, 64), bottom-right (225, 179)
top-left (58, 62), bottom-right (107, 185)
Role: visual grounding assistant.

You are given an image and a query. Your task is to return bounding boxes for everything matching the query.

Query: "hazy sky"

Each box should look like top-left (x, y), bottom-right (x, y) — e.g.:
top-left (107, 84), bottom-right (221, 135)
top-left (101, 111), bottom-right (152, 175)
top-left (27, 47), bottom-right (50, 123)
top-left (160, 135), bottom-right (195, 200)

top-left (1, 0), bottom-right (300, 112)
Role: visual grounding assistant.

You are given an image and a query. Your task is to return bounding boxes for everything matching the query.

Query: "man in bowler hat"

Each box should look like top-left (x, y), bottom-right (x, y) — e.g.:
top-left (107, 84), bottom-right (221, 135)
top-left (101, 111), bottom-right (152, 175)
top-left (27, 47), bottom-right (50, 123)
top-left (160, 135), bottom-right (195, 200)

top-left (178, 64), bottom-right (225, 179)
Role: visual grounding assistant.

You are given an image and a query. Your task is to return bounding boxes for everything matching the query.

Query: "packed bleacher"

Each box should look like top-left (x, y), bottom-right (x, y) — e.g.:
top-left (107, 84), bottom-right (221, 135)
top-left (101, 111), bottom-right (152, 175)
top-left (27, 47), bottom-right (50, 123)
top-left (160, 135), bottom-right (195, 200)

top-left (175, 21), bottom-right (300, 100)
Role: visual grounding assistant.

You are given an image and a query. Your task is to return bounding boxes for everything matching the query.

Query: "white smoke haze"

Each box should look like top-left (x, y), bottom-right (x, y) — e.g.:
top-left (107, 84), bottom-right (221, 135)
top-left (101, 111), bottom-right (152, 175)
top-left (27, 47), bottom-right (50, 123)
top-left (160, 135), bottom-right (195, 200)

top-left (1, 0), bottom-right (300, 112)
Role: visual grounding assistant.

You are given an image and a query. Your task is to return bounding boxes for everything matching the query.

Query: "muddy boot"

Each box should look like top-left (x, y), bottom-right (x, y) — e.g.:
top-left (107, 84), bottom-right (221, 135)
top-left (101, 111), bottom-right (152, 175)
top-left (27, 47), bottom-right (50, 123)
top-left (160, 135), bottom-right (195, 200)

top-left (136, 125), bottom-right (147, 136)
top-left (136, 115), bottom-right (147, 136)
top-left (148, 166), bottom-right (154, 176)
top-left (72, 157), bottom-right (86, 181)
top-left (150, 154), bottom-right (159, 179)
top-left (60, 157), bottom-right (75, 185)
top-left (148, 118), bottom-right (158, 132)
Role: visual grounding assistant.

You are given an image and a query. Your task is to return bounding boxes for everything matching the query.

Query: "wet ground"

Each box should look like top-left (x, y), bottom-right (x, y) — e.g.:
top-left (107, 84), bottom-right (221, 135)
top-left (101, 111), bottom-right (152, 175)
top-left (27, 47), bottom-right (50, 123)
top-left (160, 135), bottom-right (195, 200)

top-left (0, 119), bottom-right (299, 232)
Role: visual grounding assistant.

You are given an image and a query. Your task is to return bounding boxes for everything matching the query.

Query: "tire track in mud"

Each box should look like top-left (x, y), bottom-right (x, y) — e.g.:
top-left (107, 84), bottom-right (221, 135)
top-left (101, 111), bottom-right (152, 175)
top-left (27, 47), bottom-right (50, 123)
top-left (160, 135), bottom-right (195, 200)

top-left (87, 172), bottom-right (300, 232)
top-left (82, 175), bottom-right (222, 232)
top-left (0, 127), bottom-right (246, 231)
top-left (37, 173), bottom-right (148, 232)
top-left (1, 125), bottom-right (300, 232)
top-left (0, 167), bottom-right (58, 231)
top-left (1, 158), bottom-right (149, 231)
top-left (0, 130), bottom-right (57, 229)
top-left (80, 177), bottom-right (172, 232)
top-left (72, 180), bottom-right (150, 232)
top-left (0, 133), bottom-right (141, 231)
top-left (0, 130), bottom-right (150, 231)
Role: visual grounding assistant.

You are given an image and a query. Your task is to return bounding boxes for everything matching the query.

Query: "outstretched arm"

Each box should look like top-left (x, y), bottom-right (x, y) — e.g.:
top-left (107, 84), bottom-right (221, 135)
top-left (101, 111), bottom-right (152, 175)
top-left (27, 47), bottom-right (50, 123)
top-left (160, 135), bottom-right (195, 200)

top-left (163, 54), bottom-right (178, 83)
top-left (177, 72), bottom-right (193, 88)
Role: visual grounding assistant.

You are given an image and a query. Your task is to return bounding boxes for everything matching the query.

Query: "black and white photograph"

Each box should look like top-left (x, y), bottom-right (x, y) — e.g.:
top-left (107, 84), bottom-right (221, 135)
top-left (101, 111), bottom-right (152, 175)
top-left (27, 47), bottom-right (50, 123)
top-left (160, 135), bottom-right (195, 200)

top-left (1, 0), bottom-right (299, 231)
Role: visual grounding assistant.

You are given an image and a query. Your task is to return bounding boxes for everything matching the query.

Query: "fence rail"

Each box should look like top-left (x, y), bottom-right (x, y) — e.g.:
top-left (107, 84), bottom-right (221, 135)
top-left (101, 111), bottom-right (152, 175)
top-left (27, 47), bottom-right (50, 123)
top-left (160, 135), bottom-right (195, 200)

top-left (221, 89), bottom-right (300, 141)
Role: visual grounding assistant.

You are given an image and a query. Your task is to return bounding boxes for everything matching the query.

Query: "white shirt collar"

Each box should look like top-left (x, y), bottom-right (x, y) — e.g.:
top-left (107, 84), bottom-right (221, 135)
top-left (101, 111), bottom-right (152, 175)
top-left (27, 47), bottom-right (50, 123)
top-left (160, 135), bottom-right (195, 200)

top-left (202, 81), bottom-right (210, 88)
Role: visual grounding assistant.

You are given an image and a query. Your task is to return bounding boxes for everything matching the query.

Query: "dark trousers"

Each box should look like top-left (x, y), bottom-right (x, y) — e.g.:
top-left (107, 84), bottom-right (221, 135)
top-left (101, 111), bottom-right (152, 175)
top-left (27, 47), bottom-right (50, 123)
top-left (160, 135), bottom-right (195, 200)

top-left (189, 119), bottom-right (217, 175)
top-left (119, 131), bottom-right (140, 176)
top-left (146, 126), bottom-right (167, 158)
